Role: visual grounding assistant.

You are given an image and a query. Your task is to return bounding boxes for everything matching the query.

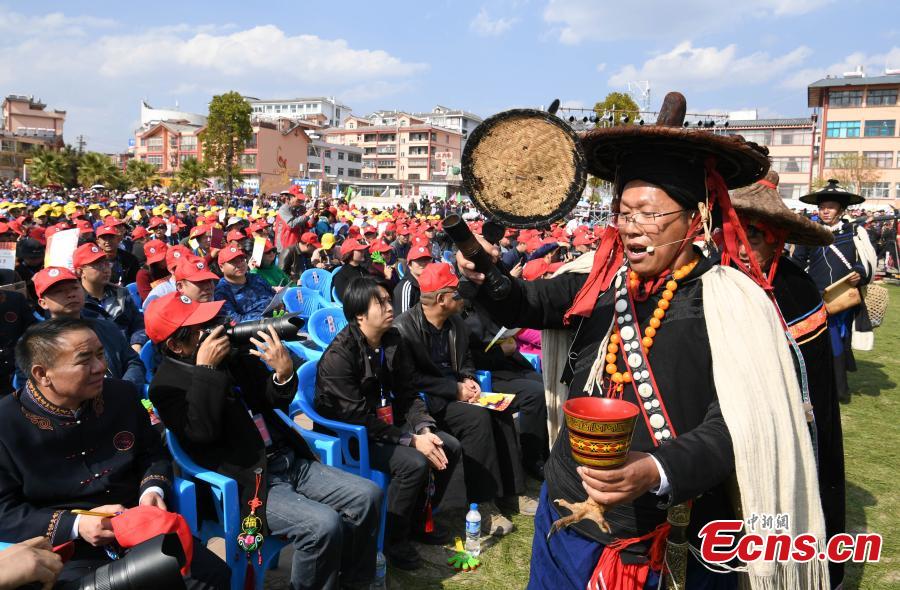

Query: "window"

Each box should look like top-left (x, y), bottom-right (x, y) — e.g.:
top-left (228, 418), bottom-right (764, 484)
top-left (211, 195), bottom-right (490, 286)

top-left (347, 153), bottom-right (362, 163)
top-left (769, 156), bottom-right (810, 173)
top-left (146, 155), bottom-right (163, 167)
top-left (864, 120), bottom-right (895, 137)
top-left (407, 173), bottom-right (420, 180)
top-left (867, 89), bottom-right (898, 106)
top-left (246, 134), bottom-right (257, 149)
top-left (863, 151), bottom-right (893, 168)
top-left (337, 167), bottom-right (344, 176)
top-left (308, 162), bottom-right (321, 171)
top-left (0, 140), bottom-right (15, 152)
top-left (348, 168), bottom-right (361, 178)
top-left (324, 165), bottom-right (332, 174)
top-left (823, 151), bottom-right (857, 167)
top-left (733, 129), bottom-right (772, 145)
top-left (146, 137), bottom-right (163, 149)
top-left (323, 150), bottom-right (331, 159)
top-left (860, 182), bottom-right (890, 198)
top-left (239, 154), bottom-right (257, 169)
top-left (179, 136), bottom-right (197, 149)
top-left (408, 159), bottom-right (428, 168)
top-left (430, 133), bottom-right (437, 141)
top-left (337, 151), bottom-right (344, 160)
top-left (379, 174), bottom-right (394, 179)
top-left (829, 90), bottom-right (863, 107)
top-left (179, 154), bottom-right (194, 165)
top-left (777, 184), bottom-right (805, 199)
top-left (308, 146), bottom-right (318, 157)
top-left (825, 121), bottom-right (860, 138)
top-left (377, 134), bottom-right (396, 142)
top-left (772, 128), bottom-right (812, 145)
top-left (376, 160), bottom-right (395, 167)
top-left (363, 134), bottom-right (377, 142)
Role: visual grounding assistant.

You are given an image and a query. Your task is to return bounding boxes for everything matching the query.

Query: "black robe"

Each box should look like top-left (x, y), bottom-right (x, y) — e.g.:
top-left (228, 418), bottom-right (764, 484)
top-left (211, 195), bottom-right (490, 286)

top-left (770, 256), bottom-right (845, 587)
top-left (476, 256), bottom-right (737, 548)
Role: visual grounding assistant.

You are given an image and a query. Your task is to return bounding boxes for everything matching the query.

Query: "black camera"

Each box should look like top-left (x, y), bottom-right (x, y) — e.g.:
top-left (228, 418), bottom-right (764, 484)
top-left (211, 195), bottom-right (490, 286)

top-left (60, 533), bottom-right (187, 590)
top-left (201, 313), bottom-right (304, 348)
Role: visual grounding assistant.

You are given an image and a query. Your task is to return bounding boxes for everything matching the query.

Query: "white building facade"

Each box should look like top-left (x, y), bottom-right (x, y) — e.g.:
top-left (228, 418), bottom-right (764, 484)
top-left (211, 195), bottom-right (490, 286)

top-left (246, 96), bottom-right (351, 128)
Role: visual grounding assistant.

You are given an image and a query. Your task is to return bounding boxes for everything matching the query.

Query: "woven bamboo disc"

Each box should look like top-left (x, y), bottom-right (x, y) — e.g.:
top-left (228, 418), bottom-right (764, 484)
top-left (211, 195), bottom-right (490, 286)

top-left (462, 109), bottom-right (586, 228)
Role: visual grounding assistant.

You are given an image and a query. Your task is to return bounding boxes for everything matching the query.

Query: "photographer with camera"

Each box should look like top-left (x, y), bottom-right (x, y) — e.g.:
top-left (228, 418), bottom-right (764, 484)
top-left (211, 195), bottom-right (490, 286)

top-left (146, 292), bottom-right (382, 590)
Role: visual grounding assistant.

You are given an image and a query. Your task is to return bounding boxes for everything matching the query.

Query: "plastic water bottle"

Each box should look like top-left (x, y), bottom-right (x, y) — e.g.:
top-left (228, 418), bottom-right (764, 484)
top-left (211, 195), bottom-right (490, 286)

top-left (465, 503), bottom-right (482, 557)
top-left (370, 551), bottom-right (387, 590)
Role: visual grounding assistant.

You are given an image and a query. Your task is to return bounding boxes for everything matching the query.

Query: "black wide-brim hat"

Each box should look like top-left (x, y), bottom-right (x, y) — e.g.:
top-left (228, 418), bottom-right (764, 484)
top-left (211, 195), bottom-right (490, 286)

top-left (581, 92), bottom-right (770, 189)
top-left (731, 170), bottom-right (834, 247)
top-left (799, 179), bottom-right (865, 206)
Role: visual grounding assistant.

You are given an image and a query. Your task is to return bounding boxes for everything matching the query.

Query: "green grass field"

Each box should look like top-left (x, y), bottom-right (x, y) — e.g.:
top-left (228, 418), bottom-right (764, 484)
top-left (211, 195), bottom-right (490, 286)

top-left (388, 285), bottom-right (900, 590)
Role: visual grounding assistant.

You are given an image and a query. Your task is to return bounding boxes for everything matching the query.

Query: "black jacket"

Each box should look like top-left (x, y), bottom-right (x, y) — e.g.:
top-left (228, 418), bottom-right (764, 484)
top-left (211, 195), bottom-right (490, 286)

top-left (392, 274), bottom-right (420, 316)
top-left (314, 324), bottom-right (434, 444)
top-left (149, 354), bottom-right (313, 531)
top-left (281, 246), bottom-right (314, 282)
top-left (0, 379), bottom-right (172, 556)
top-left (394, 304), bottom-right (476, 414)
top-left (112, 249), bottom-right (140, 286)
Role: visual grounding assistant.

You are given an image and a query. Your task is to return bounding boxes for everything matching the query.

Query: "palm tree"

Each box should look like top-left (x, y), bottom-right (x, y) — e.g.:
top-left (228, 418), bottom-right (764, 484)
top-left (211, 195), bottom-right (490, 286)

top-left (124, 159), bottom-right (160, 190)
top-left (28, 149), bottom-right (68, 187)
top-left (173, 157), bottom-right (209, 191)
top-left (77, 151), bottom-right (119, 188)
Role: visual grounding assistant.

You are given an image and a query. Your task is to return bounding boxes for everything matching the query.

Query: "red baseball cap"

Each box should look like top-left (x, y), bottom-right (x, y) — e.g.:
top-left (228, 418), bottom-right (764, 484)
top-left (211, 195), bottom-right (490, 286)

top-left (397, 225), bottom-right (411, 236)
top-left (368, 239), bottom-right (392, 254)
top-left (383, 222), bottom-right (397, 232)
top-left (418, 263), bottom-right (459, 293)
top-left (28, 227), bottom-right (46, 245)
top-left (340, 238), bottom-right (368, 258)
top-left (73, 243), bottom-right (107, 269)
top-left (573, 233), bottom-right (598, 247)
top-left (103, 216), bottom-right (126, 227)
top-left (147, 217), bottom-right (166, 229)
top-left (132, 226), bottom-right (150, 240)
top-left (226, 229), bottom-right (245, 243)
top-left (263, 239), bottom-right (276, 253)
top-left (408, 242), bottom-right (433, 262)
top-left (144, 240), bottom-right (169, 264)
top-left (301, 232), bottom-right (321, 248)
top-left (189, 224), bottom-right (211, 239)
top-left (347, 226), bottom-right (361, 238)
top-left (96, 224), bottom-right (119, 237)
top-left (218, 245), bottom-right (246, 266)
top-left (522, 259), bottom-right (563, 281)
top-left (166, 245), bottom-right (190, 271)
top-left (174, 255), bottom-right (219, 282)
top-left (33, 266), bottom-right (78, 298)
top-left (144, 291), bottom-right (225, 344)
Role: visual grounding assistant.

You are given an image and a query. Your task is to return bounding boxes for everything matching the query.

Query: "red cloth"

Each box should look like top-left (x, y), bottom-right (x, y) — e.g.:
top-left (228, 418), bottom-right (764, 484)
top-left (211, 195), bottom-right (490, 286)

top-left (111, 506), bottom-right (194, 575)
top-left (135, 269), bottom-right (153, 301)
top-left (588, 522), bottom-right (670, 590)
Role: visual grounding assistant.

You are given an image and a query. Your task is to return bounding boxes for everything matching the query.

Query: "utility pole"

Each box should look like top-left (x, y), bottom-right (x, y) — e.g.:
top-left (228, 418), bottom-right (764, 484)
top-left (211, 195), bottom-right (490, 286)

top-left (76, 135), bottom-right (86, 154)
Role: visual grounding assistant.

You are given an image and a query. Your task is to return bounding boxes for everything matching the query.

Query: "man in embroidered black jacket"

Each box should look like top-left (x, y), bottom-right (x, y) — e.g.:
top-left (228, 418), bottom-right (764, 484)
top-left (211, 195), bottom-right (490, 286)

top-left (0, 318), bottom-right (229, 588)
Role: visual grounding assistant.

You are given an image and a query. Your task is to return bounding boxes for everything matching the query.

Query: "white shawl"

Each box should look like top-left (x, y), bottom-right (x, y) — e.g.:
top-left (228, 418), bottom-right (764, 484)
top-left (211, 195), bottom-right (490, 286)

top-left (576, 265), bottom-right (829, 588)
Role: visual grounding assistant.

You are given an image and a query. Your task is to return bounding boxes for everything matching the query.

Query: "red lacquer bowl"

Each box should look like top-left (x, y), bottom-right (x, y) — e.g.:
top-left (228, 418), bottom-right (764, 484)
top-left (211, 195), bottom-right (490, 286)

top-left (563, 397), bottom-right (640, 469)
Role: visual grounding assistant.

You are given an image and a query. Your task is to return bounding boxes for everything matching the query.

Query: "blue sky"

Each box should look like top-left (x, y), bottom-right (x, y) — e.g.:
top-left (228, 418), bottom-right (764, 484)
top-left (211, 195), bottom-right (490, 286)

top-left (2, 0), bottom-right (899, 151)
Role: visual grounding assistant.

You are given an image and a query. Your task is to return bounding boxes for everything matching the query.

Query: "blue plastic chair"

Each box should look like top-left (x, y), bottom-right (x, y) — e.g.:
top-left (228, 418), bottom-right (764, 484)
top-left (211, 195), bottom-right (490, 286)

top-left (395, 261), bottom-right (407, 279)
top-left (300, 268), bottom-right (332, 300)
top-left (521, 352), bottom-right (542, 374)
top-left (166, 411), bottom-right (339, 590)
top-left (139, 341), bottom-right (158, 384)
top-left (442, 250), bottom-right (455, 265)
top-left (126, 282), bottom-right (142, 308)
top-left (290, 361), bottom-right (388, 551)
top-left (282, 287), bottom-right (325, 322)
top-left (306, 308), bottom-right (348, 350)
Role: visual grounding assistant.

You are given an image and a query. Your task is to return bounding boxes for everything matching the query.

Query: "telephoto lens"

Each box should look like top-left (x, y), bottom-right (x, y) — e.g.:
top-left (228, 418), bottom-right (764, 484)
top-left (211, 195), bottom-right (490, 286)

top-left (224, 312), bottom-right (304, 347)
top-left (63, 533), bottom-right (187, 590)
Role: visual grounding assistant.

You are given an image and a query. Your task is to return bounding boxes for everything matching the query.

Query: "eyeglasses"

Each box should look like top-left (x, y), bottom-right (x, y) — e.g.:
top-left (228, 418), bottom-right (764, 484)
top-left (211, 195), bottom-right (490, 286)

top-left (612, 209), bottom-right (687, 228)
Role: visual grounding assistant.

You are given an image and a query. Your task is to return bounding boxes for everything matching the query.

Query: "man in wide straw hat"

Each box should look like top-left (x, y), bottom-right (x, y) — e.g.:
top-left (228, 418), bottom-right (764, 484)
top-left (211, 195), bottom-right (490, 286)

top-left (791, 180), bottom-right (874, 403)
top-left (731, 171), bottom-right (845, 588)
top-left (459, 92), bottom-right (829, 589)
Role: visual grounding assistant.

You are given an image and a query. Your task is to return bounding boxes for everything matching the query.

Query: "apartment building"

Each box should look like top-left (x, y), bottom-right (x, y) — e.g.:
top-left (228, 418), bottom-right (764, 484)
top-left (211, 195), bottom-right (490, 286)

top-left (0, 95), bottom-right (66, 179)
top-left (808, 71), bottom-right (900, 203)
top-left (246, 96), bottom-right (351, 128)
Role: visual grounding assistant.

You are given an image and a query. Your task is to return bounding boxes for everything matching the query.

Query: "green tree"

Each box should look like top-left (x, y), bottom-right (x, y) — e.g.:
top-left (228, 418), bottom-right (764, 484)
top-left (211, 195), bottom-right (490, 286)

top-left (77, 151), bottom-right (120, 188)
top-left (203, 91), bottom-right (253, 197)
top-left (593, 92), bottom-right (641, 128)
top-left (124, 158), bottom-right (160, 190)
top-left (28, 149), bottom-right (68, 187)
top-left (173, 157), bottom-right (209, 191)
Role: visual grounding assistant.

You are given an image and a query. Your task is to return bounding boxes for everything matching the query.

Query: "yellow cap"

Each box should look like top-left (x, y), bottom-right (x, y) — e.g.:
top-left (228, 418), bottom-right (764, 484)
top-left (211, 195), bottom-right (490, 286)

top-left (321, 233), bottom-right (336, 250)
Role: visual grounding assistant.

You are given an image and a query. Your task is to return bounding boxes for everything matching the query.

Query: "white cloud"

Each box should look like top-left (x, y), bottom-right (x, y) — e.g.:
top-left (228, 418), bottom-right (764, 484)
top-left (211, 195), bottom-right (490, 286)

top-left (470, 7), bottom-right (518, 36)
top-left (596, 62), bottom-right (606, 73)
top-left (0, 7), bottom-right (427, 150)
top-left (608, 41), bottom-right (812, 91)
top-left (781, 47), bottom-right (900, 88)
top-left (542, 0), bottom-right (832, 44)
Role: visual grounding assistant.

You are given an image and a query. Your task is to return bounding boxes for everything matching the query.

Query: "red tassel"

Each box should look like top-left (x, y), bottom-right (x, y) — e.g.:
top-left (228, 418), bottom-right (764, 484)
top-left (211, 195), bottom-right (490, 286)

top-left (564, 225), bottom-right (624, 325)
top-left (243, 561), bottom-right (255, 590)
top-left (587, 523), bottom-right (670, 590)
top-left (424, 501), bottom-right (434, 533)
